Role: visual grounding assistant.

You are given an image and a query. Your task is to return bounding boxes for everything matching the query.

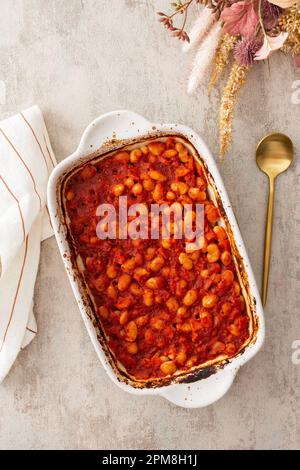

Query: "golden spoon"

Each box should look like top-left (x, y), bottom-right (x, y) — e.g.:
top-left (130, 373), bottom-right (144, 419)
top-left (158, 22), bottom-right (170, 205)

top-left (256, 133), bottom-right (293, 306)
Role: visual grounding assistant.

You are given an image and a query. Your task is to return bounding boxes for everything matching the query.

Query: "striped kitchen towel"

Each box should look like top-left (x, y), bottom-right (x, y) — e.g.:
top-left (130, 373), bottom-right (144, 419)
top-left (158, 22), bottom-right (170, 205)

top-left (0, 105), bottom-right (56, 383)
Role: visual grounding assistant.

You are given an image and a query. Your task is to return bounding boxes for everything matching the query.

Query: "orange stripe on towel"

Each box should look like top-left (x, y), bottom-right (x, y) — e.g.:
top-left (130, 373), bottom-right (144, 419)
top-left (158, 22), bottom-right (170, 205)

top-left (43, 134), bottom-right (56, 168)
top-left (0, 176), bottom-right (26, 242)
top-left (0, 235), bottom-right (29, 353)
top-left (26, 326), bottom-right (37, 335)
top-left (20, 112), bottom-right (50, 172)
top-left (0, 127), bottom-right (42, 208)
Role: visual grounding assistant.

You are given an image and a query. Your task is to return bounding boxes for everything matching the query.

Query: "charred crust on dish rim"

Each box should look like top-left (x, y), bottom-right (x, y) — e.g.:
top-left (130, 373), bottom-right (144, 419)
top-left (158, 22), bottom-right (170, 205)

top-left (56, 131), bottom-right (260, 389)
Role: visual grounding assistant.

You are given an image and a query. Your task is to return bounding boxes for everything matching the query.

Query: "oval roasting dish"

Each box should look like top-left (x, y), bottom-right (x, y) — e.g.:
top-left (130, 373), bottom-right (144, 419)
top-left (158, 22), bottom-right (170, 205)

top-left (47, 110), bottom-right (265, 408)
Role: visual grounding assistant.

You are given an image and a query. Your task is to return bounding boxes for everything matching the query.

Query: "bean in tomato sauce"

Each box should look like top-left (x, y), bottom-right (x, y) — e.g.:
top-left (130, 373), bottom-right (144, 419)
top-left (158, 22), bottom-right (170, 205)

top-left (64, 137), bottom-right (250, 380)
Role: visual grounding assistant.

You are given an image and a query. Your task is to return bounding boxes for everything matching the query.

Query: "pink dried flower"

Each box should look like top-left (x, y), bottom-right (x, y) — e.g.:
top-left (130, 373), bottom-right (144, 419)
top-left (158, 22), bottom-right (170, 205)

top-left (254, 32), bottom-right (288, 60)
top-left (221, 1), bottom-right (259, 38)
top-left (262, 0), bottom-right (281, 31)
top-left (234, 38), bottom-right (261, 66)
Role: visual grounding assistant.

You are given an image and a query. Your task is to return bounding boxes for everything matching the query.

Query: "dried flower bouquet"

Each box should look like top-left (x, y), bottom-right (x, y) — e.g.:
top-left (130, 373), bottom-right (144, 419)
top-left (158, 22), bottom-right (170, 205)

top-left (158, 0), bottom-right (300, 157)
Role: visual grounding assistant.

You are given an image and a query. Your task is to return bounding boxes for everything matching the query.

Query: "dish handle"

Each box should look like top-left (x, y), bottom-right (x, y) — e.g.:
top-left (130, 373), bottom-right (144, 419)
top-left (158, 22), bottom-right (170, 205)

top-left (159, 367), bottom-right (238, 408)
top-left (77, 110), bottom-right (152, 155)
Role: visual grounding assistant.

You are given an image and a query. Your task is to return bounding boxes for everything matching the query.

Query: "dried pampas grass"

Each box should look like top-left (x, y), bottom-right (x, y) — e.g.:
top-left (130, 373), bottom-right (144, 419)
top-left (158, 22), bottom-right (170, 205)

top-left (182, 7), bottom-right (216, 53)
top-left (187, 22), bottom-right (222, 94)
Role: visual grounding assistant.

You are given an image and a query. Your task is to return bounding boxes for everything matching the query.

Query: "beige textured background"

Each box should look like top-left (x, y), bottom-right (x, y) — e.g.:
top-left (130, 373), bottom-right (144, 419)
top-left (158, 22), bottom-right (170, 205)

top-left (0, 0), bottom-right (300, 450)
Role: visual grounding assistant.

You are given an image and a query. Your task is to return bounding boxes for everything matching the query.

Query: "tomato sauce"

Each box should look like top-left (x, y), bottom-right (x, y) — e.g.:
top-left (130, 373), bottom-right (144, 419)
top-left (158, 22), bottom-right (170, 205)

top-left (64, 137), bottom-right (250, 380)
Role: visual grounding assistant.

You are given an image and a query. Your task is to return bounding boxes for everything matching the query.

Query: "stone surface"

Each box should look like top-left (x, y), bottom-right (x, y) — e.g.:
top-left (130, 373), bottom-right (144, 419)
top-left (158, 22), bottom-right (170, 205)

top-left (1, 0), bottom-right (300, 450)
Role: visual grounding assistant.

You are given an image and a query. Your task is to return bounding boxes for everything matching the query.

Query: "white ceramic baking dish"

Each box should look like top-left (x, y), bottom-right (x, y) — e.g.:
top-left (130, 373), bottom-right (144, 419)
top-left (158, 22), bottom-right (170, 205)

top-left (47, 110), bottom-right (265, 408)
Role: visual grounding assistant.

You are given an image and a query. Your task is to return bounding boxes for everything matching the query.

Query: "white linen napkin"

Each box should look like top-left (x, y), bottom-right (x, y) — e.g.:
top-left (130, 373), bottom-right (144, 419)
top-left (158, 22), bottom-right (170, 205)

top-left (0, 105), bottom-right (56, 383)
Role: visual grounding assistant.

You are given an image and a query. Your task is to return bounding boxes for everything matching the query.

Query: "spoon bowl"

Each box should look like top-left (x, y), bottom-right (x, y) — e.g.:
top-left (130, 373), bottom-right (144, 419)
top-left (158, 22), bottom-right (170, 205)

top-left (256, 133), bottom-right (293, 178)
top-left (256, 133), bottom-right (294, 306)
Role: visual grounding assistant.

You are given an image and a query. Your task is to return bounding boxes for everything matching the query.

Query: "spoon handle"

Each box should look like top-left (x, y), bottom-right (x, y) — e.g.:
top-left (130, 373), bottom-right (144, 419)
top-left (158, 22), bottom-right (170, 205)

top-left (262, 176), bottom-right (275, 306)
